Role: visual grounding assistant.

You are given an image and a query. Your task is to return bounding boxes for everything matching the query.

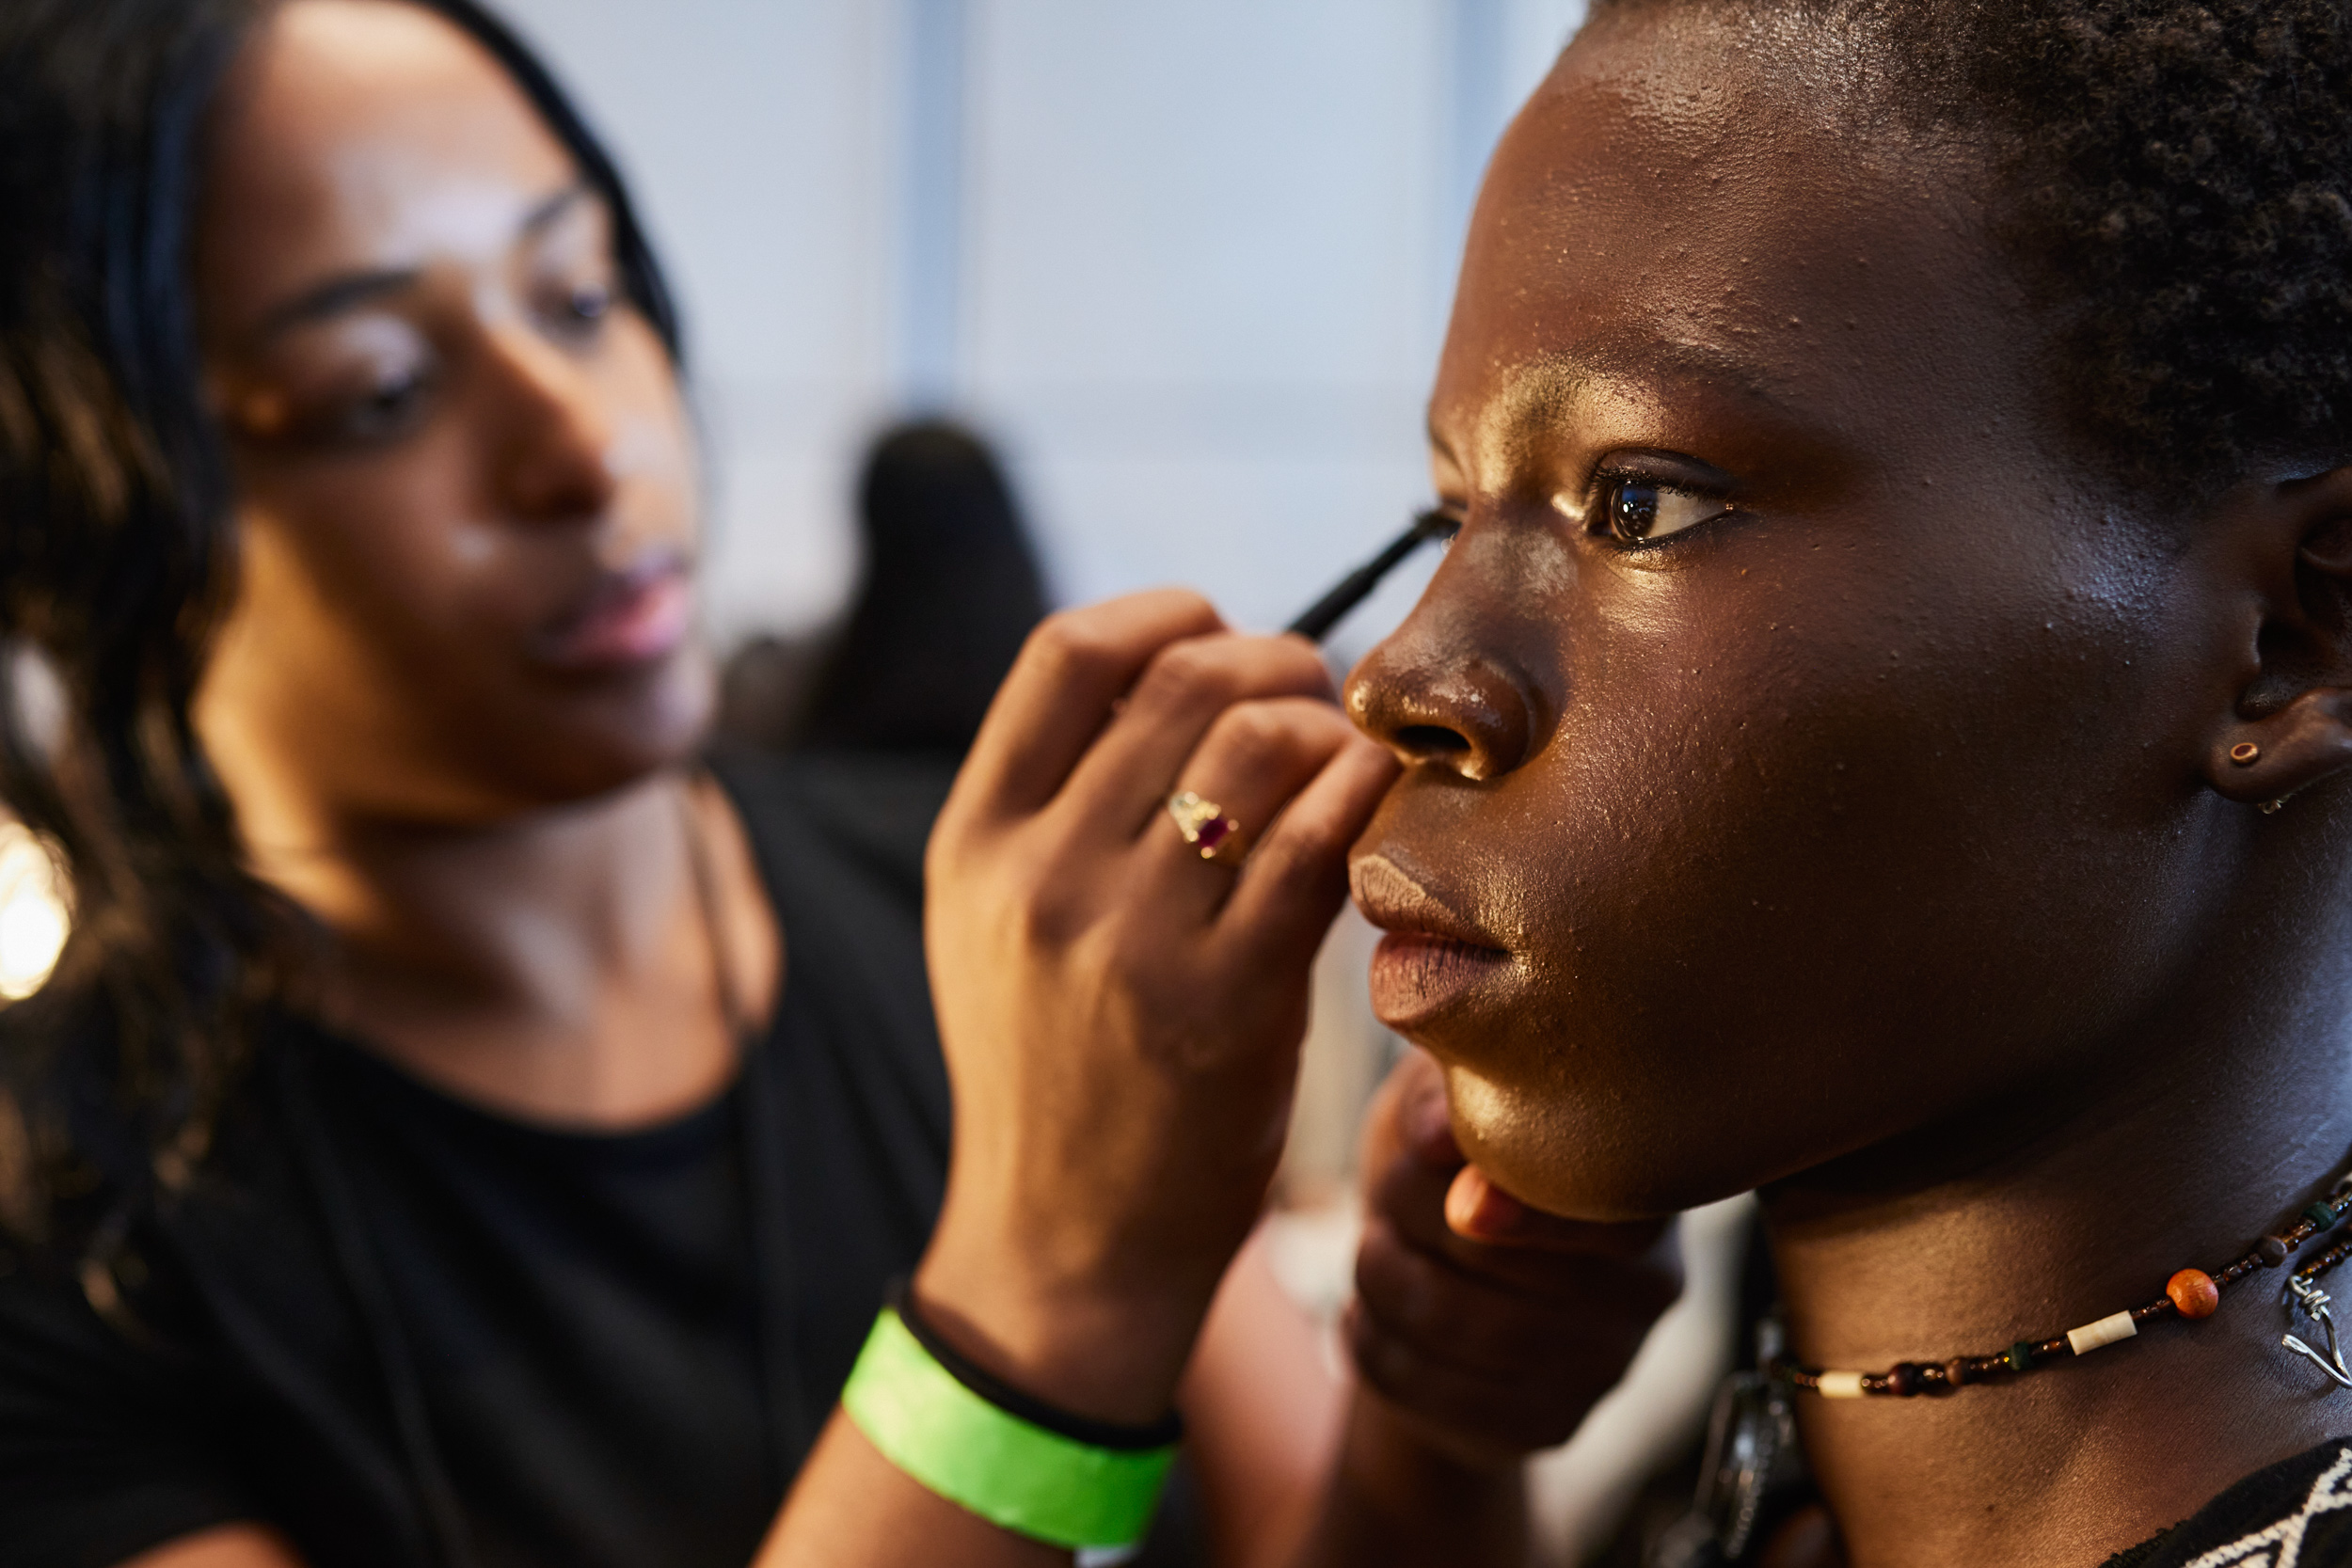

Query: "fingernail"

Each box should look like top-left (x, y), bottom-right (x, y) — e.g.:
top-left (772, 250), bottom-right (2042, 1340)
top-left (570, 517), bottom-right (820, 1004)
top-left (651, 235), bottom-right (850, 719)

top-left (1445, 1165), bottom-right (1526, 1239)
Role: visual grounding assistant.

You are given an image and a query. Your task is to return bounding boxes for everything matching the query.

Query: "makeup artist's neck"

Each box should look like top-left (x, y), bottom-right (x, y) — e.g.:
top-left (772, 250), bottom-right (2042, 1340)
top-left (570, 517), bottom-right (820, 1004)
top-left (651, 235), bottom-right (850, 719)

top-left (238, 769), bottom-right (778, 1128)
top-left (1765, 959), bottom-right (2352, 1568)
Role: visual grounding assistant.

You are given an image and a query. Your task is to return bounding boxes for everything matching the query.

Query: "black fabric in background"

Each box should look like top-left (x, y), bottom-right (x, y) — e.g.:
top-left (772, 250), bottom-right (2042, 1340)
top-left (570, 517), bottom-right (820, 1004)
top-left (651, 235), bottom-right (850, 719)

top-left (0, 749), bottom-right (961, 1568)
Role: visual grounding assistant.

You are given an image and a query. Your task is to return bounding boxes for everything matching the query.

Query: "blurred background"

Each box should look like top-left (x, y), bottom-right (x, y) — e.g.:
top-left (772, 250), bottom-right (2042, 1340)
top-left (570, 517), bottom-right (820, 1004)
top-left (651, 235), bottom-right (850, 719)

top-left (487, 0), bottom-right (1588, 648)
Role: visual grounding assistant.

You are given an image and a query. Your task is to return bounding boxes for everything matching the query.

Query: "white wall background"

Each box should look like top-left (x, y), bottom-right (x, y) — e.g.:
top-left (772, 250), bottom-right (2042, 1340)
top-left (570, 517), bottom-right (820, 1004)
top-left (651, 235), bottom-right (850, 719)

top-left (486, 0), bottom-right (1589, 656)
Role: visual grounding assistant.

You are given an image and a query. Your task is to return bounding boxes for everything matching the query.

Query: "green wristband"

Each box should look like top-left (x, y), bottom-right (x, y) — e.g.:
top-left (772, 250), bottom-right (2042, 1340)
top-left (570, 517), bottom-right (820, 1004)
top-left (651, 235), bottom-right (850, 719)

top-left (842, 1307), bottom-right (1178, 1552)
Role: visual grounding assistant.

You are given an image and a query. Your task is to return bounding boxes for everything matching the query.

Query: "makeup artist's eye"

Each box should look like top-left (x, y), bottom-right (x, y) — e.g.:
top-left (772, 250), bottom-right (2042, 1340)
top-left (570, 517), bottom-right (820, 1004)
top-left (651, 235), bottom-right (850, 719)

top-left (1599, 477), bottom-right (1727, 546)
top-left (533, 277), bottom-right (616, 342)
top-left (291, 359), bottom-right (437, 447)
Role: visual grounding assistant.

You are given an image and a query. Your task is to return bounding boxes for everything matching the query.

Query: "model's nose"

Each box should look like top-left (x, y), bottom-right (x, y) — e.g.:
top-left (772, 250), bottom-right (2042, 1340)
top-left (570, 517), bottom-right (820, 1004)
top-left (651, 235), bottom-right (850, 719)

top-left (1346, 645), bottom-right (1535, 782)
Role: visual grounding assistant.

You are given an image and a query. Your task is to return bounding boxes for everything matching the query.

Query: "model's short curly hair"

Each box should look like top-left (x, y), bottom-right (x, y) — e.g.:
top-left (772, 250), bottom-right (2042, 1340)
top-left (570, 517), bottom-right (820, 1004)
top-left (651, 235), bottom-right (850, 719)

top-left (1593, 0), bottom-right (2352, 496)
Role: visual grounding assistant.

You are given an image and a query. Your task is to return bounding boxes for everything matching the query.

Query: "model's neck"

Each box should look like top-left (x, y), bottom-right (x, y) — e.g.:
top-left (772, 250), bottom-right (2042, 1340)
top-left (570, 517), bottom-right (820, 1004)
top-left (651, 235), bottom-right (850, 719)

top-left (1764, 961), bottom-right (2352, 1568)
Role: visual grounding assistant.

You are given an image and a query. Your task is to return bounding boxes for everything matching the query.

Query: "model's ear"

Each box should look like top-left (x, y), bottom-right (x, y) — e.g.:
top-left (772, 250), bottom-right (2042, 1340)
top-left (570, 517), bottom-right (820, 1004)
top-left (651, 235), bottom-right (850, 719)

top-left (2209, 467), bottom-right (2352, 810)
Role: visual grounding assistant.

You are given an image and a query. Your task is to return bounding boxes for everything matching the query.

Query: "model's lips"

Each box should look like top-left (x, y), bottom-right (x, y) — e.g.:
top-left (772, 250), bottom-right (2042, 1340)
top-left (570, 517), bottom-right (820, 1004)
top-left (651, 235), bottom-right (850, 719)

top-left (1351, 852), bottom-right (1515, 1028)
top-left (532, 553), bottom-right (693, 673)
top-left (1368, 932), bottom-right (1515, 1028)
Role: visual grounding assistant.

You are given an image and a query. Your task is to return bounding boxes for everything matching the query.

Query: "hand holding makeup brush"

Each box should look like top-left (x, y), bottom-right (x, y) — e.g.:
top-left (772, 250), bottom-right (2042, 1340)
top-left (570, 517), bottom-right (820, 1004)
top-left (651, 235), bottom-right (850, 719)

top-left (912, 589), bottom-right (1398, 1431)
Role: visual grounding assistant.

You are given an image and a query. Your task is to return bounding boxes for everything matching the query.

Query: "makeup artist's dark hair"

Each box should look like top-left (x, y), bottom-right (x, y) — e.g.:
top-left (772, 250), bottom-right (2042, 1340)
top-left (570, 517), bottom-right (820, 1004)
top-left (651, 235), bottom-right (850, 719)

top-left (0, 0), bottom-right (681, 1242)
top-left (1589, 0), bottom-right (2352, 498)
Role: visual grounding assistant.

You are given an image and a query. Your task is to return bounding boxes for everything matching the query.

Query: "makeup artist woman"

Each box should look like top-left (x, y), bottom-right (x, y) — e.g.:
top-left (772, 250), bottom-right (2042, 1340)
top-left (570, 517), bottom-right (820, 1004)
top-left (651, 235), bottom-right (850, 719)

top-left (0, 4), bottom-right (1670, 1568)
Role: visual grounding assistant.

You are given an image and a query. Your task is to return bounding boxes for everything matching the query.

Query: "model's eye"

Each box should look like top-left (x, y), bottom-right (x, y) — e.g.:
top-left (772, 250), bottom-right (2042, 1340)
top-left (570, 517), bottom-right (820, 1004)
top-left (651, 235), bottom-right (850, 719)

top-left (1603, 478), bottom-right (1726, 545)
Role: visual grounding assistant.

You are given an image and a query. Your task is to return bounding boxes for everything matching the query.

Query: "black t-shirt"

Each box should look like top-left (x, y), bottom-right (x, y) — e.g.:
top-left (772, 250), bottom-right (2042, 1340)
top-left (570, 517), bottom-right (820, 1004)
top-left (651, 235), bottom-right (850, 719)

top-left (0, 749), bottom-right (958, 1568)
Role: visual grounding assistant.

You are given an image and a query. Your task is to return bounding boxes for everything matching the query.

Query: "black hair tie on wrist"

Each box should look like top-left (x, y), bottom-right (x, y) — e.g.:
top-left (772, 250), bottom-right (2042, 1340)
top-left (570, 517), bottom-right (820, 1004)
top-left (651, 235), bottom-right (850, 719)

top-left (885, 1277), bottom-right (1185, 1450)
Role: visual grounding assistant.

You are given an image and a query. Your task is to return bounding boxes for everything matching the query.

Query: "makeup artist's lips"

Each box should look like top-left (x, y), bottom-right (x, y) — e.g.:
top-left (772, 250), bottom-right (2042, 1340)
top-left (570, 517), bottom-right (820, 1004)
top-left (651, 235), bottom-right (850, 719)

top-left (532, 554), bottom-right (693, 674)
top-left (1350, 852), bottom-right (1516, 1030)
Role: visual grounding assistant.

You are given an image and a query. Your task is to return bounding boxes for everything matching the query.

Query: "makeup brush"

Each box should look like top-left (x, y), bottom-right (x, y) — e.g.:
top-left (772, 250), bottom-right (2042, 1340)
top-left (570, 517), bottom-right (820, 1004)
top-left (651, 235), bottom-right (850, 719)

top-left (1285, 509), bottom-right (1457, 643)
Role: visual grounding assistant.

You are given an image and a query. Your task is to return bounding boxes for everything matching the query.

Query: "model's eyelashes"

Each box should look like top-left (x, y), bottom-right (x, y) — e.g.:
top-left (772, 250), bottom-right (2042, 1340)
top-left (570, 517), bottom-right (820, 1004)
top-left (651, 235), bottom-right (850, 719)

top-left (1581, 474), bottom-right (1733, 546)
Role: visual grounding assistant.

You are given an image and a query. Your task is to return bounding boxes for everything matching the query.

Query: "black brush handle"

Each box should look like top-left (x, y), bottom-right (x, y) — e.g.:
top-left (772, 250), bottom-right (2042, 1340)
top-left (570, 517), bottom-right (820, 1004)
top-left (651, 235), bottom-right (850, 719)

top-left (1284, 511), bottom-right (1453, 642)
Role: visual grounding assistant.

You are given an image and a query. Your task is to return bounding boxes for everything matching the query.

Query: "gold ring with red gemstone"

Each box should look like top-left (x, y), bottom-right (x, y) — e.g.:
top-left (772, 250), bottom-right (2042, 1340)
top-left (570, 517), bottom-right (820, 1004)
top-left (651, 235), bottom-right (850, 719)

top-left (1166, 790), bottom-right (1246, 864)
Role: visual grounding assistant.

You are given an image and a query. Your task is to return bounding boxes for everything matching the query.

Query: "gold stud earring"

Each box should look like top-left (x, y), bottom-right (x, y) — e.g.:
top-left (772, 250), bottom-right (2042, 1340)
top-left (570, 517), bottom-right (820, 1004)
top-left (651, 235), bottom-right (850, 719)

top-left (2231, 742), bottom-right (2263, 767)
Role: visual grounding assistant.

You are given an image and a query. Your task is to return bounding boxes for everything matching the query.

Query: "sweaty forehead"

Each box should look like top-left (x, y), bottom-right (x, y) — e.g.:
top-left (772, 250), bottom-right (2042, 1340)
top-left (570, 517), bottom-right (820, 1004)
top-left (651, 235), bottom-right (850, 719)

top-left (198, 0), bottom-right (576, 337)
top-left (1434, 6), bottom-right (2034, 467)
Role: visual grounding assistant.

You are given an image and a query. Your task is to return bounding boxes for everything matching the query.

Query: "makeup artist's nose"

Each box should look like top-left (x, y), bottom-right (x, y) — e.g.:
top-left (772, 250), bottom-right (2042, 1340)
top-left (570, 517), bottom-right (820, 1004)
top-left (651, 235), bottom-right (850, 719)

top-left (486, 324), bottom-right (621, 524)
top-left (1345, 619), bottom-right (1537, 782)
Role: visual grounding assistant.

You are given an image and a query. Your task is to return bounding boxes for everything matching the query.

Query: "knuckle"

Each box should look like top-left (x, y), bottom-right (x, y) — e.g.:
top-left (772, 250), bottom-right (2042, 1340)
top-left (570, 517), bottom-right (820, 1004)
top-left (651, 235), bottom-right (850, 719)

top-left (1351, 1324), bottom-right (1420, 1396)
top-left (1258, 628), bottom-right (1336, 684)
top-left (1134, 638), bottom-right (1234, 711)
top-left (1355, 1236), bottom-right (1440, 1334)
top-left (1243, 831), bottom-right (1343, 904)
top-left (1151, 586), bottom-right (1219, 624)
top-left (1288, 639), bottom-right (1341, 691)
top-left (1024, 612), bottom-right (1118, 683)
top-left (1288, 695), bottom-right (1356, 740)
top-left (1260, 806), bottom-right (1340, 868)
top-left (1203, 703), bottom-right (1298, 777)
top-left (1009, 859), bottom-right (1093, 950)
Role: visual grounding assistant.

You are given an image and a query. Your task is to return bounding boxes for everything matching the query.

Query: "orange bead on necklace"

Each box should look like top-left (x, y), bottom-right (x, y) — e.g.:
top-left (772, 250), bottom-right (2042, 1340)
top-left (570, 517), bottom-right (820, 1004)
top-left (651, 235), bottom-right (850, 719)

top-left (1772, 1169), bottom-right (2352, 1398)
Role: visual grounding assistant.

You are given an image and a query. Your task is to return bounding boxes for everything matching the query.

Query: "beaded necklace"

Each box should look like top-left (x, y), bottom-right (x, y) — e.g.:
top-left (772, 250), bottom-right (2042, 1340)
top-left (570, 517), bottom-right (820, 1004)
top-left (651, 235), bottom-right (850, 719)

top-left (1769, 1168), bottom-right (2352, 1398)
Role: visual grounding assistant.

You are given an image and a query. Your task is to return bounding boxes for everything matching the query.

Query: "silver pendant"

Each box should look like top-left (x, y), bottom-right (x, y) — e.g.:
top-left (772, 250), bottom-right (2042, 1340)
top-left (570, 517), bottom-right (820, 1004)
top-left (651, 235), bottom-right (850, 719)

top-left (2282, 1275), bottom-right (2352, 1389)
top-left (1649, 1319), bottom-right (1809, 1568)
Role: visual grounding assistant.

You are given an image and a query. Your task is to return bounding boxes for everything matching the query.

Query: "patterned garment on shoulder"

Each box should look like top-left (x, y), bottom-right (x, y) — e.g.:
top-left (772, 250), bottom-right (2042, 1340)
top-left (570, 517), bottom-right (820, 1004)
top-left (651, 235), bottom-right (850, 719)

top-left (2107, 1440), bottom-right (2352, 1568)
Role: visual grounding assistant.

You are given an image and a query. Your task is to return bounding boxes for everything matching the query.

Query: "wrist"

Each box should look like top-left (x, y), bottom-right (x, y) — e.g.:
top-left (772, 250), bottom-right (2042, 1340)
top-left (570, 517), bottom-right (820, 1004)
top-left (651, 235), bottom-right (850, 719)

top-left (1345, 1381), bottom-right (1532, 1484)
top-left (913, 1236), bottom-right (1215, 1429)
top-left (1309, 1390), bottom-right (1529, 1564)
top-left (840, 1296), bottom-right (1182, 1555)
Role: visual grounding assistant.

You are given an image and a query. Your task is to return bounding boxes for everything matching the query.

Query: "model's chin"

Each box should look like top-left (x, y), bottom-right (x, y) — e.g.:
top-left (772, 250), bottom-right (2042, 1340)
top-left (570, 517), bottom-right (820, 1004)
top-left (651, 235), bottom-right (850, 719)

top-left (1434, 1059), bottom-right (1750, 1224)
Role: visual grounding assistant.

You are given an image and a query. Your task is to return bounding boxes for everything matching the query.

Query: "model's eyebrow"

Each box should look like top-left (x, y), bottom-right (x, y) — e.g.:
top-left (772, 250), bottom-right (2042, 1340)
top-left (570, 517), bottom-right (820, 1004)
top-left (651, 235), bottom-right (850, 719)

top-left (251, 183), bottom-right (596, 341)
top-left (1525, 341), bottom-right (1793, 413)
top-left (1428, 340), bottom-right (1803, 467)
top-left (1476, 340), bottom-right (1802, 451)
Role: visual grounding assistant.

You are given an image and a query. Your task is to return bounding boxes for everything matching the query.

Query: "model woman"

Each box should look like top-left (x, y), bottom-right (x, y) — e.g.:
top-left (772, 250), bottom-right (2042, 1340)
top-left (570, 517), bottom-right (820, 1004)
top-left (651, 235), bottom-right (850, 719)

top-left (754, 1), bottom-right (2352, 1565)
top-left (0, 3), bottom-right (1673, 1566)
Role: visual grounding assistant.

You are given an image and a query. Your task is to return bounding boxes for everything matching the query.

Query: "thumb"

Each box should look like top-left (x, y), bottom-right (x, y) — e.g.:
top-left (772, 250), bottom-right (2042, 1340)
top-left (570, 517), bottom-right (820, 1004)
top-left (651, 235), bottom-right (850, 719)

top-left (1444, 1164), bottom-right (1675, 1257)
